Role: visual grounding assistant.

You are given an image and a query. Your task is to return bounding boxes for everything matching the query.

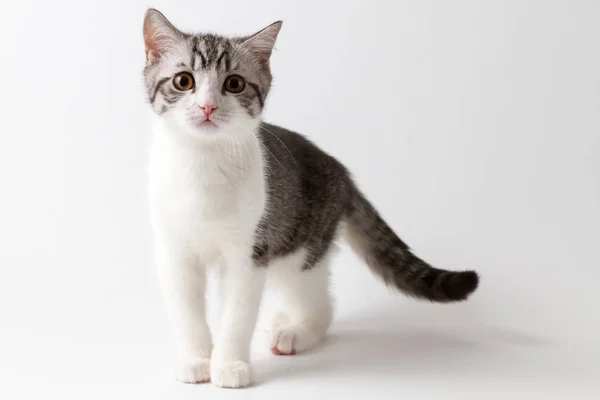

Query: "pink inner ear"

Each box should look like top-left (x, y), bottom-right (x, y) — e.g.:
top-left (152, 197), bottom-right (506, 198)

top-left (143, 10), bottom-right (182, 63)
top-left (144, 23), bottom-right (161, 62)
top-left (245, 21), bottom-right (282, 63)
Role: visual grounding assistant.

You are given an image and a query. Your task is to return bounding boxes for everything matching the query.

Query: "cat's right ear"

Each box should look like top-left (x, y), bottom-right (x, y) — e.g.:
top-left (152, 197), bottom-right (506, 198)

top-left (143, 9), bottom-right (183, 64)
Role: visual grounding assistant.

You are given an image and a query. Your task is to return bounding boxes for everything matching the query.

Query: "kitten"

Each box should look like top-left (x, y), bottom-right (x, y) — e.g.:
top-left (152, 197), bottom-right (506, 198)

top-left (143, 8), bottom-right (479, 388)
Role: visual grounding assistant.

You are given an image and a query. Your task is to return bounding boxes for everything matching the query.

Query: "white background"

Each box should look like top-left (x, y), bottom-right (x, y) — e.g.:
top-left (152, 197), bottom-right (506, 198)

top-left (0, 0), bottom-right (598, 399)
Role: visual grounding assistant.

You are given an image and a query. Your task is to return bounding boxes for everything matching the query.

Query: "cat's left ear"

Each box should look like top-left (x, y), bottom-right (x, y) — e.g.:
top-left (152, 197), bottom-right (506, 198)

top-left (143, 8), bottom-right (184, 64)
top-left (243, 21), bottom-right (283, 63)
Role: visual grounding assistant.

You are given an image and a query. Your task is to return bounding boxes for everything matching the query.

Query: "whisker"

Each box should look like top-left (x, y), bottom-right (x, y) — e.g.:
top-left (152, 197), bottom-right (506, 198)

top-left (231, 131), bottom-right (244, 179)
top-left (238, 131), bottom-right (257, 179)
top-left (258, 124), bottom-right (297, 167)
top-left (223, 115), bottom-right (296, 168)
top-left (247, 129), bottom-right (273, 180)
top-left (230, 120), bottom-right (285, 169)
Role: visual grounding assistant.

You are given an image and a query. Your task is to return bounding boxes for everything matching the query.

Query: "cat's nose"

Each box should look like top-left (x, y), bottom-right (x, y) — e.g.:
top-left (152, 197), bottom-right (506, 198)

top-left (200, 104), bottom-right (217, 116)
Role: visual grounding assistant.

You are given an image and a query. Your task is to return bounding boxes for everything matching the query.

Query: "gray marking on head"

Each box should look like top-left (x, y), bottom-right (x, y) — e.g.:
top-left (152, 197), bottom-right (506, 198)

top-left (143, 11), bottom-right (279, 116)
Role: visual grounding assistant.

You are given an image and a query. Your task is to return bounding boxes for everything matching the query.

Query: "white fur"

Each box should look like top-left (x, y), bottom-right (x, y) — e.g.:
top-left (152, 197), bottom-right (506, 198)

top-left (265, 248), bottom-right (334, 355)
top-left (148, 115), bottom-right (333, 388)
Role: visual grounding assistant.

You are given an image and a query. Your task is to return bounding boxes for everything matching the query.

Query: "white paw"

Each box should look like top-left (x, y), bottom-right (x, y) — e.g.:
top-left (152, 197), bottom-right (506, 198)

top-left (176, 356), bottom-right (211, 383)
top-left (211, 360), bottom-right (252, 388)
top-left (271, 325), bottom-right (325, 356)
top-left (271, 328), bottom-right (299, 355)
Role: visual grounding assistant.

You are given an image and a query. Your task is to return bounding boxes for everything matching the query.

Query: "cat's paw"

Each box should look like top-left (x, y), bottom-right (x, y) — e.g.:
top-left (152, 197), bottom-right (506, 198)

top-left (175, 356), bottom-right (211, 383)
top-left (210, 360), bottom-right (252, 388)
top-left (270, 328), bottom-right (300, 355)
top-left (270, 325), bottom-right (325, 356)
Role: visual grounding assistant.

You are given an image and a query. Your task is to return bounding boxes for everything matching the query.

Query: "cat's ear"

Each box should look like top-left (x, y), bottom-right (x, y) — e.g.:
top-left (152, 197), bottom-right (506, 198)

top-left (143, 9), bottom-right (184, 64)
top-left (243, 21), bottom-right (283, 63)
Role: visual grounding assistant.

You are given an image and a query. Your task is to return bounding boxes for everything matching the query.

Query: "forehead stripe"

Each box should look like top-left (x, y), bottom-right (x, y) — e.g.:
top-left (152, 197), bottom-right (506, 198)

top-left (216, 51), bottom-right (231, 72)
top-left (191, 37), bottom-right (207, 69)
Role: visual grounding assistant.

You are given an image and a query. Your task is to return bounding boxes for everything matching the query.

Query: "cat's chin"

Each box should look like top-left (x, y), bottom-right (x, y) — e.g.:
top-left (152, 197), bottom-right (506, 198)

top-left (180, 124), bottom-right (245, 144)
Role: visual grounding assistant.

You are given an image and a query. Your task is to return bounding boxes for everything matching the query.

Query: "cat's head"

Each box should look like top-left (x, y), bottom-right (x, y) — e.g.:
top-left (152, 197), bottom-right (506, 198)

top-left (142, 9), bottom-right (281, 139)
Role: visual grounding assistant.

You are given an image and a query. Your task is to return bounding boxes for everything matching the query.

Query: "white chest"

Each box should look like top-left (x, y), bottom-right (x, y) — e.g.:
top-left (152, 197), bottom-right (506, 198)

top-left (147, 127), bottom-right (266, 254)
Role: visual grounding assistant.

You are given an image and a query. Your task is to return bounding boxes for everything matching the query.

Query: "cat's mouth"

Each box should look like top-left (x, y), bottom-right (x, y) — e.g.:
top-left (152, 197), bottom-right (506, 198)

top-left (198, 120), bottom-right (216, 127)
top-left (191, 117), bottom-right (219, 130)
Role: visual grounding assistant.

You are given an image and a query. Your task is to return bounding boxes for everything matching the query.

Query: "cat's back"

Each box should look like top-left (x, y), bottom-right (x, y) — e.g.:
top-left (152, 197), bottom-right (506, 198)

top-left (257, 121), bottom-right (353, 218)
top-left (258, 122), bottom-right (350, 182)
top-left (254, 122), bottom-right (354, 266)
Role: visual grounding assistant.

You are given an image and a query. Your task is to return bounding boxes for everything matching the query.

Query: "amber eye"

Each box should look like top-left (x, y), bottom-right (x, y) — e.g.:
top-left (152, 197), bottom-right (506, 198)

top-left (173, 72), bottom-right (195, 91)
top-left (224, 75), bottom-right (246, 94)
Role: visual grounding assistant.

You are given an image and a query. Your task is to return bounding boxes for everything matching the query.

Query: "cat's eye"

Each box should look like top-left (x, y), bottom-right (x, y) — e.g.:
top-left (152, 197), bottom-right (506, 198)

top-left (224, 75), bottom-right (246, 94)
top-left (173, 72), bottom-right (195, 91)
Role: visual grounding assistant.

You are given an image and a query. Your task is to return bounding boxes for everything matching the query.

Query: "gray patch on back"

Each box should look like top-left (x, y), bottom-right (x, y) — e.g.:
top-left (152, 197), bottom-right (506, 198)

top-left (252, 123), bottom-right (353, 269)
top-left (252, 123), bottom-right (479, 302)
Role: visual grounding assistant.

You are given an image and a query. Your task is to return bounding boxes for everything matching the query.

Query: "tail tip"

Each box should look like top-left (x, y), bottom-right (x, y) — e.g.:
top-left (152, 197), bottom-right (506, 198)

top-left (450, 270), bottom-right (479, 301)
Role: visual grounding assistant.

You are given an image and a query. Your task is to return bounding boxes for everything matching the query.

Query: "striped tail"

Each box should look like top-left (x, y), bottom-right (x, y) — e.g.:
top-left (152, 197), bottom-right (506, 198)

top-left (344, 189), bottom-right (479, 302)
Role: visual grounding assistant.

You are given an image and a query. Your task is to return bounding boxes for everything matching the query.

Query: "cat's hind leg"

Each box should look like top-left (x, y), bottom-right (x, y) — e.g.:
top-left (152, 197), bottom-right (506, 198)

top-left (265, 249), bottom-right (334, 356)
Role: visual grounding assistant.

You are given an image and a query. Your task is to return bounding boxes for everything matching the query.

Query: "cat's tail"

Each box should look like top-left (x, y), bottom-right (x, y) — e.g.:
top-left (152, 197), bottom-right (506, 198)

top-left (344, 188), bottom-right (479, 302)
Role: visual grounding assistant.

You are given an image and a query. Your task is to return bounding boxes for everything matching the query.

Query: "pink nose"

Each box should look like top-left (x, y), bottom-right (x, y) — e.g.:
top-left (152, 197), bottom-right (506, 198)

top-left (200, 104), bottom-right (217, 116)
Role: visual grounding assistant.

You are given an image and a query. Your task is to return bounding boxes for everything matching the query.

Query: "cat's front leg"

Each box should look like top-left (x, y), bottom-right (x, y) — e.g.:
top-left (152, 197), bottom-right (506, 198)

top-left (211, 245), bottom-right (266, 388)
top-left (154, 238), bottom-right (212, 384)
